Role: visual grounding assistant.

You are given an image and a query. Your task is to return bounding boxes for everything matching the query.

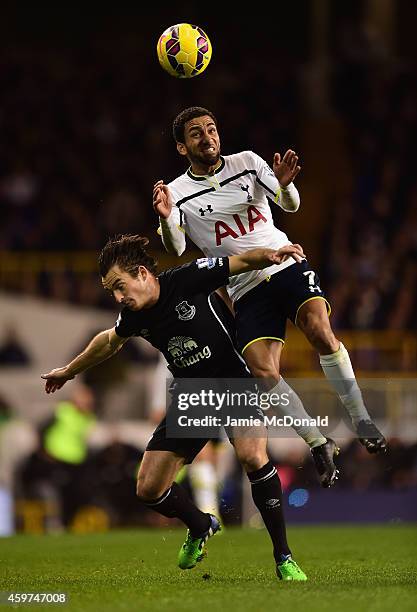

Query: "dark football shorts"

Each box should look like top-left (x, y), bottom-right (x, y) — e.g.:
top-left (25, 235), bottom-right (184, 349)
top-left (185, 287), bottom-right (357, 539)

top-left (234, 260), bottom-right (331, 354)
top-left (146, 379), bottom-right (265, 463)
top-left (146, 417), bottom-right (216, 464)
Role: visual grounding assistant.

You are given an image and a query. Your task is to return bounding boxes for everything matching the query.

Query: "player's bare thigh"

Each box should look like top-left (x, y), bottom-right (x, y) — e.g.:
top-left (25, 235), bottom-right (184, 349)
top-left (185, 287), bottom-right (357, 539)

top-left (242, 339), bottom-right (283, 385)
top-left (136, 450), bottom-right (185, 500)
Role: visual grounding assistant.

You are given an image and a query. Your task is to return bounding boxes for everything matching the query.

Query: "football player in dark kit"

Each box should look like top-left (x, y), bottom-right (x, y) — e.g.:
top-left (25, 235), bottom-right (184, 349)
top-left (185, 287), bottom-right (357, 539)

top-left (42, 234), bottom-right (309, 581)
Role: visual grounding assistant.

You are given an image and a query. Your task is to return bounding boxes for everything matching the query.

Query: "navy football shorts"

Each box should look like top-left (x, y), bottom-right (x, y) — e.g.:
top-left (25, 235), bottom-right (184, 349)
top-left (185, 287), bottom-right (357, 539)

top-left (146, 379), bottom-right (264, 463)
top-left (234, 260), bottom-right (331, 354)
top-left (146, 417), bottom-right (213, 464)
top-left (146, 415), bottom-right (262, 464)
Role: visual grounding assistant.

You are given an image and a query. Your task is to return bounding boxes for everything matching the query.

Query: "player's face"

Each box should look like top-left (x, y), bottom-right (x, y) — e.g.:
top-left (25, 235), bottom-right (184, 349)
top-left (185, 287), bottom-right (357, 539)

top-left (179, 115), bottom-right (221, 168)
top-left (102, 265), bottom-right (158, 311)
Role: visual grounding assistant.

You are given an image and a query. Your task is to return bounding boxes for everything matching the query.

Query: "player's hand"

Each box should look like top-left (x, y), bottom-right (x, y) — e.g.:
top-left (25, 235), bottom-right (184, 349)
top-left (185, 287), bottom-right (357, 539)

top-left (270, 243), bottom-right (305, 264)
top-left (41, 367), bottom-right (75, 394)
top-left (153, 180), bottom-right (173, 219)
top-left (273, 150), bottom-right (301, 187)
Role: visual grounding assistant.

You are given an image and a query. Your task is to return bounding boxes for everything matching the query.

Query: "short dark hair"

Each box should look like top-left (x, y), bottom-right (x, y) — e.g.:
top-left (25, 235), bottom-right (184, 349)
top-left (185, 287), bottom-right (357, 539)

top-left (172, 106), bottom-right (217, 143)
top-left (98, 234), bottom-right (158, 278)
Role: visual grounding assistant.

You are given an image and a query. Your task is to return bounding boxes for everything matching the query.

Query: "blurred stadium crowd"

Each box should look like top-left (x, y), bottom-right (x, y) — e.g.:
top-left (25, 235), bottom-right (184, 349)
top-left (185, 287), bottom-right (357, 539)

top-left (1, 3), bottom-right (416, 533)
top-left (0, 4), bottom-right (416, 328)
top-left (325, 25), bottom-right (417, 330)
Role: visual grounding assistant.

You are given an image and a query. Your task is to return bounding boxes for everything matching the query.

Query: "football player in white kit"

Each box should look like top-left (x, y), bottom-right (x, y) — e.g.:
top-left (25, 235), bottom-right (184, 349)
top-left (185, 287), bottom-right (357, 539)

top-left (153, 106), bottom-right (386, 483)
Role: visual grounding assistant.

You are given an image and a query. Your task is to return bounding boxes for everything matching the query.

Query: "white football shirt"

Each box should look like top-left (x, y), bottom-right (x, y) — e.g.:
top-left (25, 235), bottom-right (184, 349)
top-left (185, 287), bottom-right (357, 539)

top-left (165, 151), bottom-right (300, 302)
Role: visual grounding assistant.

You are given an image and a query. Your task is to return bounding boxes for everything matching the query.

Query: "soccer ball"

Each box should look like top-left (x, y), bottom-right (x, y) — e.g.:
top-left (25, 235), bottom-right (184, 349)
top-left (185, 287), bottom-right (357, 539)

top-left (157, 23), bottom-right (212, 78)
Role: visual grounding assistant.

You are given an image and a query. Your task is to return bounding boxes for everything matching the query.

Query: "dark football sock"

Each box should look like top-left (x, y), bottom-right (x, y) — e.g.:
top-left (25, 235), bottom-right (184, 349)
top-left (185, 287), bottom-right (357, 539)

top-left (247, 461), bottom-right (291, 563)
top-left (141, 482), bottom-right (211, 537)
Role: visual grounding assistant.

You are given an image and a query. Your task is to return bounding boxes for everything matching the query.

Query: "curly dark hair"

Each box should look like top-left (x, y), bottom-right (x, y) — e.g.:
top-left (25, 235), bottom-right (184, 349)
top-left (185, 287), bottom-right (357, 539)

top-left (98, 234), bottom-right (158, 278)
top-left (172, 106), bottom-right (217, 143)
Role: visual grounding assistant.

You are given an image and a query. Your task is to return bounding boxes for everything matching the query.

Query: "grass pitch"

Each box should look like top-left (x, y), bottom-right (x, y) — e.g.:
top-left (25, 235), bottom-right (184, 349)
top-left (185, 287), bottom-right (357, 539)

top-left (1, 525), bottom-right (416, 612)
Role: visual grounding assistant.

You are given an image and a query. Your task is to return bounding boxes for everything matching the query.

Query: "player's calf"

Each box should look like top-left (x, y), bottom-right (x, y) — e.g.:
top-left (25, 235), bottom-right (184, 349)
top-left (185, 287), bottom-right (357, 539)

top-left (298, 311), bottom-right (339, 354)
top-left (319, 343), bottom-right (387, 453)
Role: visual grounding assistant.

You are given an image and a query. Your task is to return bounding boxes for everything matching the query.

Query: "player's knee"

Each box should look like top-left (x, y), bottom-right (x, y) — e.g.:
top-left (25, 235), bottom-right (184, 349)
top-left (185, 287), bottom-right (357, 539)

top-left (236, 450), bottom-right (268, 473)
top-left (136, 475), bottom-right (165, 502)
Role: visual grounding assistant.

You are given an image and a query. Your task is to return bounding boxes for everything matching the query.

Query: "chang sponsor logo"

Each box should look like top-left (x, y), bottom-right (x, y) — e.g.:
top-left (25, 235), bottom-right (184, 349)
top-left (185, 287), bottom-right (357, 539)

top-left (167, 336), bottom-right (212, 368)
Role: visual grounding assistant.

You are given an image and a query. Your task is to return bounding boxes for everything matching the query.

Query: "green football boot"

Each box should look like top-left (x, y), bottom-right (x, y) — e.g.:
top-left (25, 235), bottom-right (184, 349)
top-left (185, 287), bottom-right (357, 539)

top-left (276, 557), bottom-right (308, 581)
top-left (178, 514), bottom-right (221, 570)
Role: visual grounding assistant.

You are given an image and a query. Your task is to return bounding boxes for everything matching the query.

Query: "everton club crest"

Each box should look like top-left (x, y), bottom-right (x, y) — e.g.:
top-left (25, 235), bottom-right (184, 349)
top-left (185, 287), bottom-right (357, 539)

top-left (175, 301), bottom-right (196, 321)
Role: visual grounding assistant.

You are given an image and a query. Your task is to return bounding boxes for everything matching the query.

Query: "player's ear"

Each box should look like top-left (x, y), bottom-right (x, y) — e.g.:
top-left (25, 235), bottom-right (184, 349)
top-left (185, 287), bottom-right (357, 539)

top-left (177, 142), bottom-right (187, 157)
top-left (138, 265), bottom-right (148, 281)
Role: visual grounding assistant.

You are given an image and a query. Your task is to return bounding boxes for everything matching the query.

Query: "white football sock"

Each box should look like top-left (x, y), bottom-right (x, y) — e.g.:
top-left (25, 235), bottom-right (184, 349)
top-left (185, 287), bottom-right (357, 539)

top-left (319, 342), bottom-right (371, 426)
top-left (188, 461), bottom-right (220, 516)
top-left (269, 378), bottom-right (327, 448)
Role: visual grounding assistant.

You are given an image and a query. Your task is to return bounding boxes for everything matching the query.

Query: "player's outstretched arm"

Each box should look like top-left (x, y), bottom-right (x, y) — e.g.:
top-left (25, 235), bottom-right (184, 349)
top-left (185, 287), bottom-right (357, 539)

top-left (41, 328), bottom-right (128, 394)
top-left (273, 150), bottom-right (301, 212)
top-left (229, 244), bottom-right (305, 276)
top-left (153, 180), bottom-right (186, 256)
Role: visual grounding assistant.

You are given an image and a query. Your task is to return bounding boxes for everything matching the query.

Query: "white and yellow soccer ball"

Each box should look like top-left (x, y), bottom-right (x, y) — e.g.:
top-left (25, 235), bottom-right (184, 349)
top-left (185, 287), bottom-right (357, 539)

top-left (157, 23), bottom-right (212, 78)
